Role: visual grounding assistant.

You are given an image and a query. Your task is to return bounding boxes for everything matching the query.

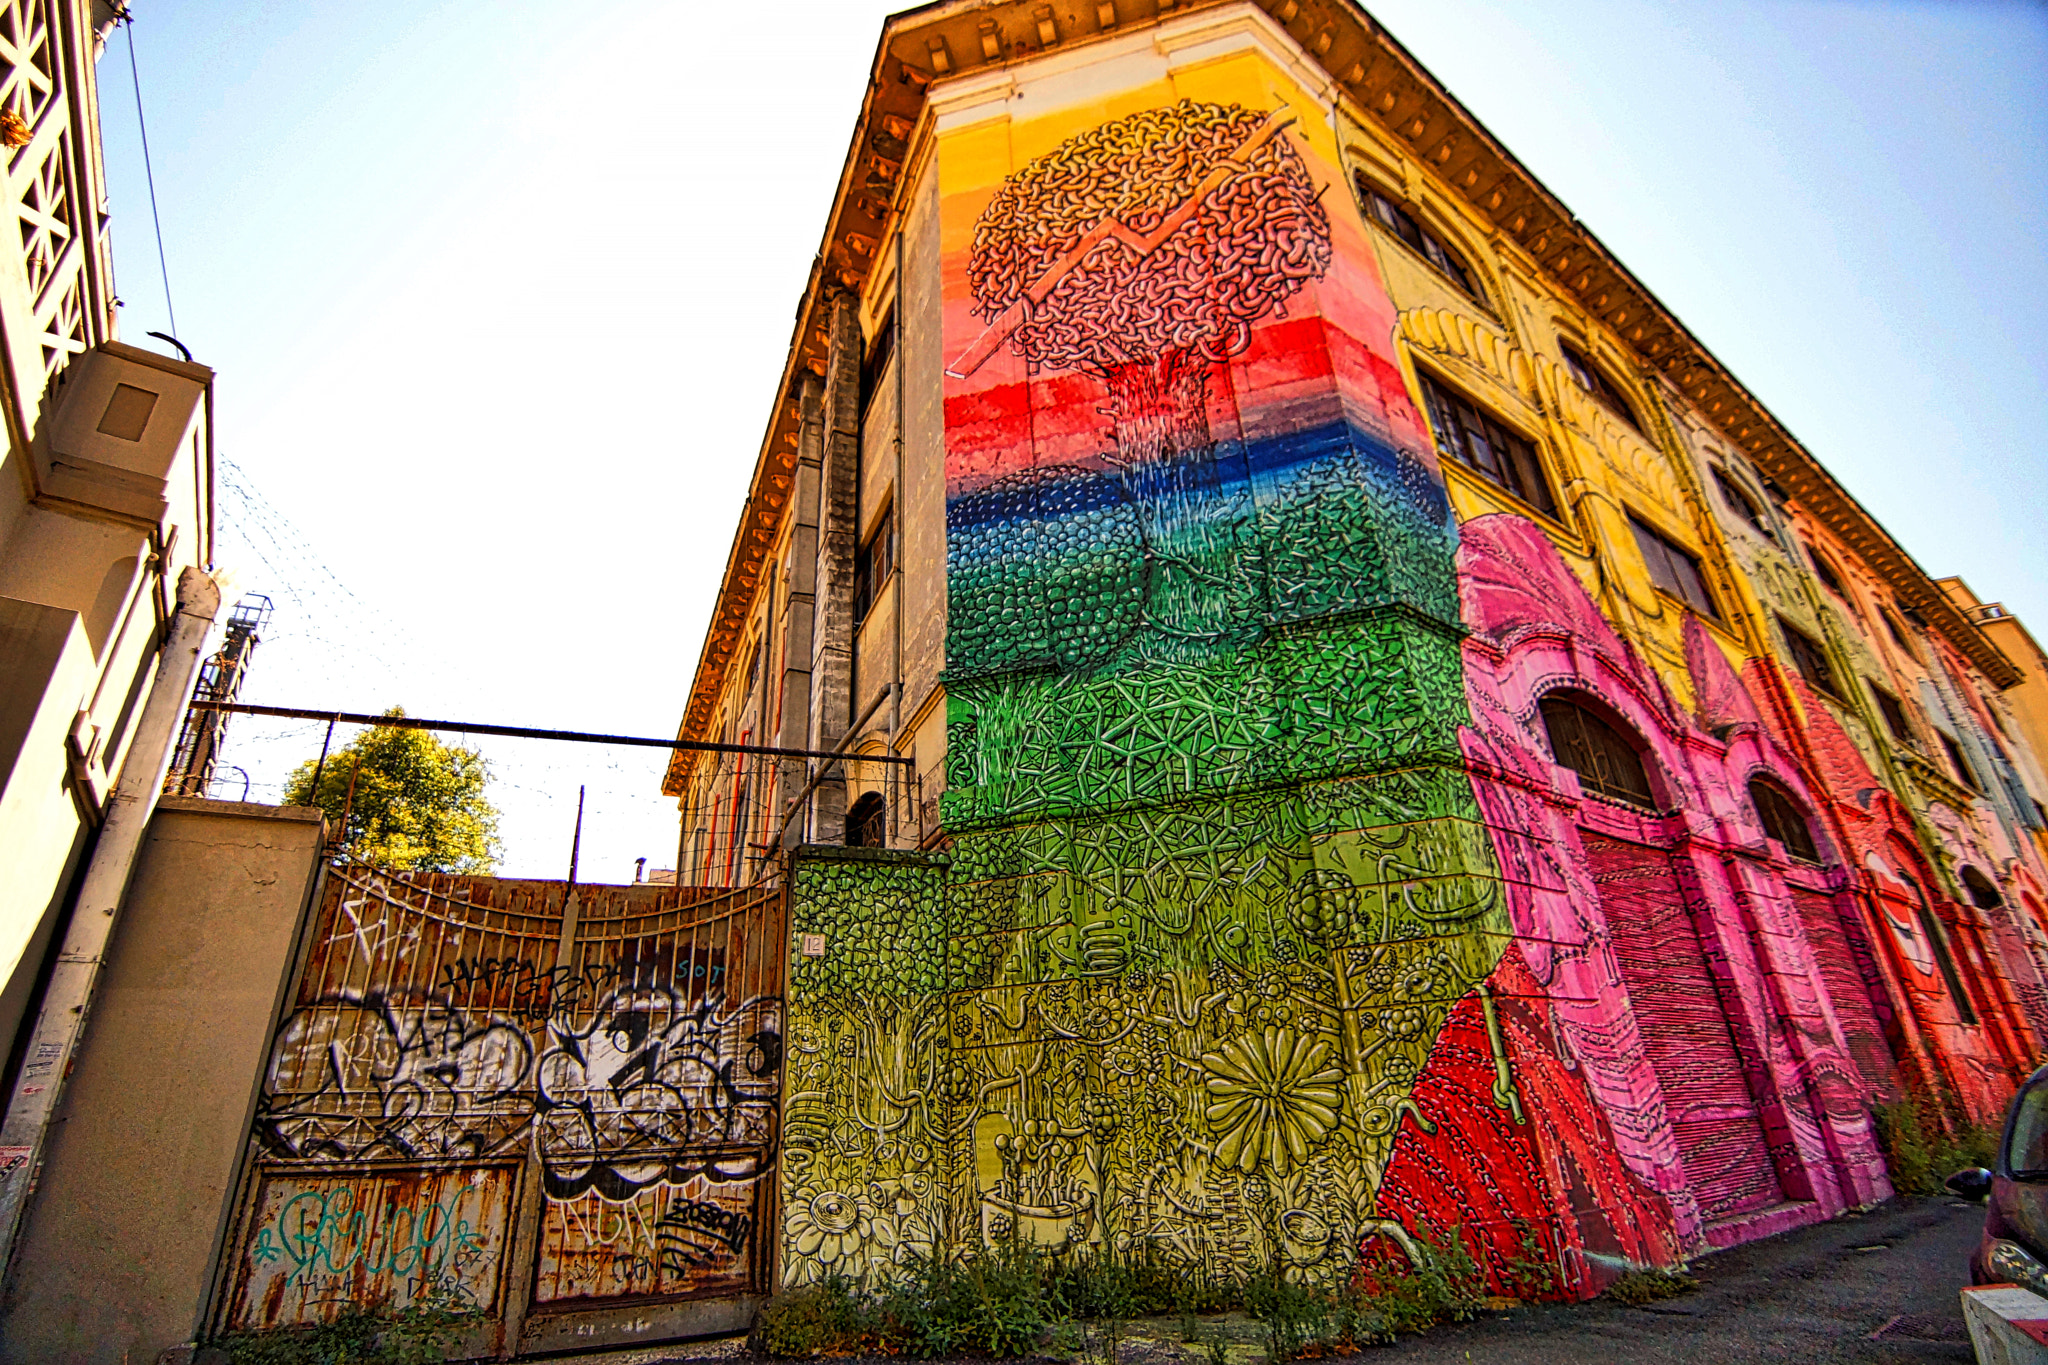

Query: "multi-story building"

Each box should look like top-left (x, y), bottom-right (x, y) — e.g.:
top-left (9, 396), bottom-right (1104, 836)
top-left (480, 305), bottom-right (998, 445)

top-left (0, 0), bottom-right (226, 1253)
top-left (666, 0), bottom-right (2046, 1294)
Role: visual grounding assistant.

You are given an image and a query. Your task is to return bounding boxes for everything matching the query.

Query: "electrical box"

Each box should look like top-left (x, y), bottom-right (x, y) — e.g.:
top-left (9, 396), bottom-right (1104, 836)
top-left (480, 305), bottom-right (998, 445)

top-left (36, 340), bottom-right (211, 524)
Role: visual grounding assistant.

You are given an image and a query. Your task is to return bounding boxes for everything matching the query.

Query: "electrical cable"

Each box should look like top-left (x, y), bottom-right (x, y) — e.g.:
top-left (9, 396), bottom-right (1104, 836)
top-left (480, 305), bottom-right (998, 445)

top-left (119, 10), bottom-right (177, 340)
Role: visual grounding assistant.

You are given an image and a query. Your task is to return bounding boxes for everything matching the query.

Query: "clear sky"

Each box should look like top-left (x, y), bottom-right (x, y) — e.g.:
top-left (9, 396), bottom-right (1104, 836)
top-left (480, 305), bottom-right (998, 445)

top-left (96, 0), bottom-right (2048, 880)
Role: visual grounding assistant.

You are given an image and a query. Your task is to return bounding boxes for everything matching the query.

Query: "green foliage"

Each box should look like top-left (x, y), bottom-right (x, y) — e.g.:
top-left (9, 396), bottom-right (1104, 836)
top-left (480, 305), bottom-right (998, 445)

top-left (283, 709), bottom-right (500, 874)
top-left (1044, 1243), bottom-right (1208, 1320)
top-left (754, 1228), bottom-right (1506, 1362)
top-left (1240, 1224), bottom-right (1486, 1360)
top-left (1603, 1267), bottom-right (1698, 1306)
top-left (754, 1255), bottom-right (1048, 1359)
top-left (754, 1277), bottom-right (875, 1359)
top-left (1502, 1219), bottom-right (1558, 1301)
top-left (1875, 1093), bottom-right (1999, 1196)
top-left (209, 1283), bottom-right (481, 1365)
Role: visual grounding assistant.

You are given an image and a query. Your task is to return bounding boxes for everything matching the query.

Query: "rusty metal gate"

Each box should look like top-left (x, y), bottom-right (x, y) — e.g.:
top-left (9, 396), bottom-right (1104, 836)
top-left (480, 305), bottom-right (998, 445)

top-left (213, 864), bottom-right (786, 1356)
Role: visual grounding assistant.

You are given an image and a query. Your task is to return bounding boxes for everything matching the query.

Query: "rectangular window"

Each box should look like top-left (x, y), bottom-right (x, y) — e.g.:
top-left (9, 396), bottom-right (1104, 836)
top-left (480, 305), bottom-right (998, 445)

top-left (1779, 618), bottom-right (1841, 699)
top-left (1870, 684), bottom-right (1914, 746)
top-left (1629, 516), bottom-right (1718, 618)
top-left (853, 505), bottom-right (895, 624)
top-left (1939, 732), bottom-right (1983, 793)
top-left (1417, 372), bottom-right (1557, 516)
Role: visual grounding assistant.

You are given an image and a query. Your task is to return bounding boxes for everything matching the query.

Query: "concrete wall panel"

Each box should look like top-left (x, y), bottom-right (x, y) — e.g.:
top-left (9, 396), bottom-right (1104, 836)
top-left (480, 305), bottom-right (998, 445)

top-left (0, 798), bottom-right (323, 1364)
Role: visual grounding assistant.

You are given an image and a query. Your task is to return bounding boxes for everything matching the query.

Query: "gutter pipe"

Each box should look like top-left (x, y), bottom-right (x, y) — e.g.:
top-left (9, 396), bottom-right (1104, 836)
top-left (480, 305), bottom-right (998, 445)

top-left (0, 566), bottom-right (229, 1270)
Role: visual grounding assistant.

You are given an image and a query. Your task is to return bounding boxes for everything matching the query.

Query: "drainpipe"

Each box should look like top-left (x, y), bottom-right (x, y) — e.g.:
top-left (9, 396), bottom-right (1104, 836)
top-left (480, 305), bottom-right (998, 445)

top-left (890, 229), bottom-right (907, 833)
top-left (0, 566), bottom-right (230, 1269)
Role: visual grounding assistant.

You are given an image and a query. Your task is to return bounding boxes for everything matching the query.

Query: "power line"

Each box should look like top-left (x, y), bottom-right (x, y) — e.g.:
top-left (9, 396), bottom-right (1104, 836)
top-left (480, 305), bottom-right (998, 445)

top-left (120, 10), bottom-right (177, 340)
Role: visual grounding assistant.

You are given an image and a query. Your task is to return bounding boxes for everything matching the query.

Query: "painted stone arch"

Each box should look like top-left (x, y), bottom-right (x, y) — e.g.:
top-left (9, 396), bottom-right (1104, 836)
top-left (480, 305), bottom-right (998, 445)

top-left (1528, 684), bottom-right (1667, 811)
top-left (1733, 760), bottom-right (1837, 866)
top-left (1454, 510), bottom-right (1893, 1247)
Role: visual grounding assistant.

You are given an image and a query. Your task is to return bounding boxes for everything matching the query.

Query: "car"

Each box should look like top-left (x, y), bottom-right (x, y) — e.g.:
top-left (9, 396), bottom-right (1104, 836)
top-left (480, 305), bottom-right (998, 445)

top-left (1949, 1062), bottom-right (2048, 1295)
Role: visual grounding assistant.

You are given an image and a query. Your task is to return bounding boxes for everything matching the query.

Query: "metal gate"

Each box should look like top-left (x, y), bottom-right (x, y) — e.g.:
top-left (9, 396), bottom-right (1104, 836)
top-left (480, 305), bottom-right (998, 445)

top-left (213, 864), bottom-right (786, 1356)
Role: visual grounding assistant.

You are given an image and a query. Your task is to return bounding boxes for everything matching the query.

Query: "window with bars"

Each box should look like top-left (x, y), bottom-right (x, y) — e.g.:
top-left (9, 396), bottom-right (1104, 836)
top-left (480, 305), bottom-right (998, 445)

top-left (1417, 372), bottom-right (1558, 516)
top-left (1806, 547), bottom-right (1848, 599)
top-left (1628, 515), bottom-right (1718, 618)
top-left (853, 504), bottom-right (895, 625)
top-left (846, 791), bottom-right (888, 848)
top-left (1560, 342), bottom-right (1641, 431)
top-left (1870, 684), bottom-right (1914, 747)
top-left (1779, 618), bottom-right (1842, 699)
top-left (1714, 468), bottom-right (1771, 538)
top-left (1357, 177), bottom-right (1482, 301)
top-left (1749, 778), bottom-right (1820, 863)
top-left (1540, 693), bottom-right (1657, 809)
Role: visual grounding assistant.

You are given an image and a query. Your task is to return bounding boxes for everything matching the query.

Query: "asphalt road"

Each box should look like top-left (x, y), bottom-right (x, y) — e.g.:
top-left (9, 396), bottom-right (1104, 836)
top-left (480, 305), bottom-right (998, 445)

top-left (551, 1196), bottom-right (1989, 1365)
top-left (1377, 1196), bottom-right (1983, 1364)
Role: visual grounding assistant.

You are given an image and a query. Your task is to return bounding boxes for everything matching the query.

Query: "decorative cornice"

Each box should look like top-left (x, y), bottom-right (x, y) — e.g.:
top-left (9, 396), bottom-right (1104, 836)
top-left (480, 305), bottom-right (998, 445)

top-left (670, 0), bottom-right (2017, 793)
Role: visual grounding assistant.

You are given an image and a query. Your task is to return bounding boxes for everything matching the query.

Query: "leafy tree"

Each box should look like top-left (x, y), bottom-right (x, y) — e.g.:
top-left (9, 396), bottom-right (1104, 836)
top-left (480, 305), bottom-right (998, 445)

top-left (283, 708), bottom-right (501, 874)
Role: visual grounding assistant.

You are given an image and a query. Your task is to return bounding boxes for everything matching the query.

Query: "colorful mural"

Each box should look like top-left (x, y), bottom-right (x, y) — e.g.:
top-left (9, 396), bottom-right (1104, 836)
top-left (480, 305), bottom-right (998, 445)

top-left (784, 55), bottom-right (1681, 1300)
top-left (771, 17), bottom-right (2047, 1308)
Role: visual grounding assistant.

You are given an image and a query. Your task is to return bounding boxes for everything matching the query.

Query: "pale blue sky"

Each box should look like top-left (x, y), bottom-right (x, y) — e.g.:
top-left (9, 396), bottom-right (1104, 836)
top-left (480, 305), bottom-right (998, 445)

top-left (94, 1), bottom-right (2048, 878)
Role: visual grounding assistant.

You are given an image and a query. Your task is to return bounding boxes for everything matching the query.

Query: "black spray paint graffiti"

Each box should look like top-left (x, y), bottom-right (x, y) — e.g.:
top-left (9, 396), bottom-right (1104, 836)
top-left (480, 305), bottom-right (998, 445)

top-left (256, 992), bottom-right (536, 1163)
top-left (257, 987), bottom-right (782, 1198)
top-left (655, 1195), bottom-right (756, 1271)
top-left (535, 991), bottom-right (783, 1200)
top-left (436, 951), bottom-right (730, 1025)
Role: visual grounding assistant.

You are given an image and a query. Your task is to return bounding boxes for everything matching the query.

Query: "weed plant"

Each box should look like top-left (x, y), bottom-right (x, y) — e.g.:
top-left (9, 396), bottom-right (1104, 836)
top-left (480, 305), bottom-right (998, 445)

top-left (207, 1282), bottom-right (482, 1365)
top-left (1875, 1092), bottom-right (1999, 1195)
top-left (1603, 1267), bottom-right (1698, 1306)
top-left (755, 1223), bottom-right (1508, 1361)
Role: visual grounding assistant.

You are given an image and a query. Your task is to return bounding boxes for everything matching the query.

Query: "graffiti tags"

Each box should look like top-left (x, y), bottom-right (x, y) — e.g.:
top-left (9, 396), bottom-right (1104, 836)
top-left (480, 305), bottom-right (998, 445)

top-left (226, 1167), bottom-right (510, 1330)
top-left (227, 872), bottom-right (787, 1331)
top-left (537, 990), bottom-right (781, 1200)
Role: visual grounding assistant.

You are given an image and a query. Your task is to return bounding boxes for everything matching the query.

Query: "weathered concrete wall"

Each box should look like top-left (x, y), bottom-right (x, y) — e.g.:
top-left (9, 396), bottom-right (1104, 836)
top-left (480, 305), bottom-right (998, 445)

top-left (0, 599), bottom-right (98, 1071)
top-left (0, 797), bottom-right (323, 1364)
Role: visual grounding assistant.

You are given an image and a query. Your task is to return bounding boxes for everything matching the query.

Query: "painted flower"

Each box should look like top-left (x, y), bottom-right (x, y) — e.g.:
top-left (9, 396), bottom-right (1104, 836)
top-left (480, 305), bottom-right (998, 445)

top-left (786, 1187), bottom-right (874, 1268)
top-left (1201, 1027), bottom-right (1343, 1175)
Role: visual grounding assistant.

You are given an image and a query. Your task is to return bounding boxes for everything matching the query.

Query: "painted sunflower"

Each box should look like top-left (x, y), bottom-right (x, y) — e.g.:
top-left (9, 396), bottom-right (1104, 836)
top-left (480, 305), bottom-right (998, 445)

top-left (1201, 1026), bottom-right (1344, 1175)
top-left (786, 1187), bottom-right (875, 1269)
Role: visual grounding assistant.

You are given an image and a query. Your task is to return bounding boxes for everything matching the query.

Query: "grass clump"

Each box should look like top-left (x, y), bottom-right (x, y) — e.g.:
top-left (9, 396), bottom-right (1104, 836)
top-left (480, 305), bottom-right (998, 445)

top-left (1240, 1222), bottom-right (1487, 1361)
top-left (756, 1255), bottom-right (1048, 1359)
top-left (207, 1282), bottom-right (482, 1365)
top-left (1603, 1267), bottom-right (1698, 1306)
top-left (1875, 1093), bottom-right (1999, 1195)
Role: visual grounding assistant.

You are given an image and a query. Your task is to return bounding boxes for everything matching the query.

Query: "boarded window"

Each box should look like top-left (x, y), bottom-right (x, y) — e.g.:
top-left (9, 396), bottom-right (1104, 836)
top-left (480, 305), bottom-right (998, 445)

top-left (1749, 778), bottom-right (1819, 863)
top-left (1629, 515), bottom-right (1718, 618)
top-left (1418, 372), bottom-right (1558, 516)
top-left (1540, 693), bottom-right (1656, 809)
top-left (1586, 833), bottom-right (1784, 1221)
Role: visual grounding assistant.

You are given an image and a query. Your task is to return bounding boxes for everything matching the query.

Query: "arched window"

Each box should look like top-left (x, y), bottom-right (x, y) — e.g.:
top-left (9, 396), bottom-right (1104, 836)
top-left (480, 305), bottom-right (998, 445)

top-left (1540, 693), bottom-right (1656, 809)
top-left (845, 792), bottom-right (887, 848)
top-left (1713, 468), bottom-right (1771, 538)
top-left (1961, 866), bottom-right (2004, 910)
top-left (1356, 176), bottom-right (1483, 302)
top-left (1748, 778), bottom-right (1820, 863)
top-left (1560, 342), bottom-right (1641, 431)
